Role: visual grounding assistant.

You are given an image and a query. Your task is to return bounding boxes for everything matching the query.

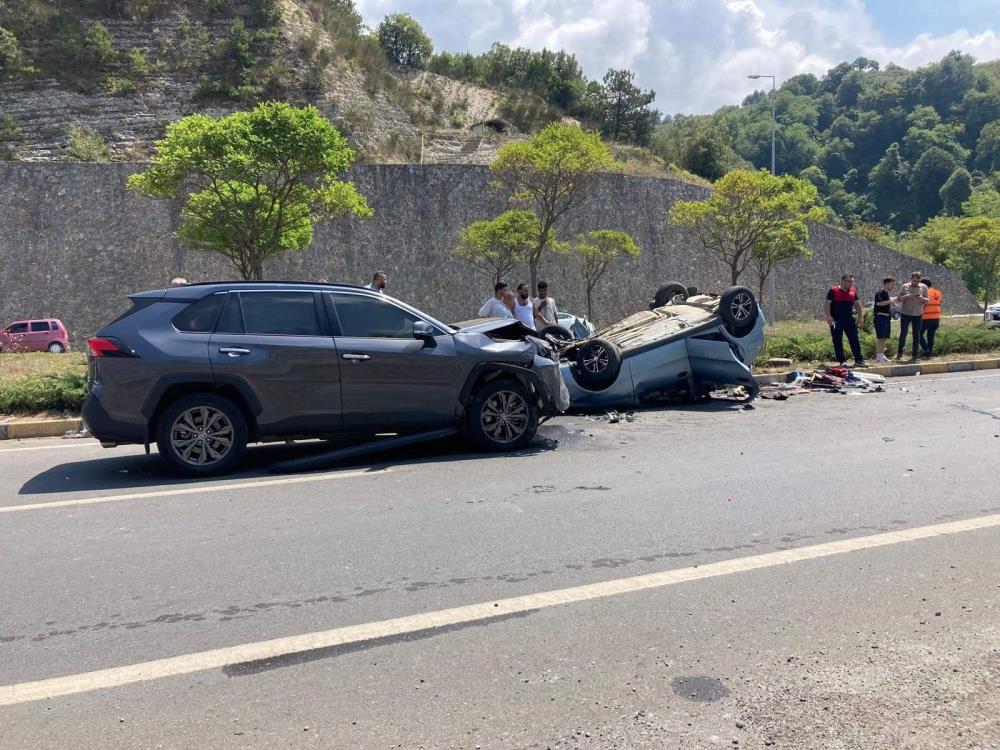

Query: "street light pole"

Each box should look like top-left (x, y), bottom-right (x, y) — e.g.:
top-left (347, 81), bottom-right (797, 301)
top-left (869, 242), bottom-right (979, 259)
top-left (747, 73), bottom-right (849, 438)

top-left (749, 73), bottom-right (778, 325)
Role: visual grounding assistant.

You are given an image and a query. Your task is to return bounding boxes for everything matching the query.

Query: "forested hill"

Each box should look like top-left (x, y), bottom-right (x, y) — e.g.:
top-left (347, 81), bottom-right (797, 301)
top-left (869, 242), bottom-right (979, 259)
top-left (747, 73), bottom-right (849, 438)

top-left (651, 53), bottom-right (1000, 233)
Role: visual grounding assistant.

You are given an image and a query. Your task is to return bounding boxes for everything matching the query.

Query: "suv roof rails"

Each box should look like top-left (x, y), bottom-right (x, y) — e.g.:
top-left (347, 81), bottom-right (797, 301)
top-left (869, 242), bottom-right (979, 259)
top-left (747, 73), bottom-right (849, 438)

top-left (177, 280), bottom-right (370, 290)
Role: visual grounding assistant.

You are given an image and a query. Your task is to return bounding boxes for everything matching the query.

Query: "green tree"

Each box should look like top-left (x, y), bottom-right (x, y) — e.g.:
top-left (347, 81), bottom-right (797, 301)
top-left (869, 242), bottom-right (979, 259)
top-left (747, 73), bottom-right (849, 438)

top-left (453, 210), bottom-right (541, 285)
top-left (598, 68), bottom-right (656, 144)
top-left (681, 128), bottom-right (743, 180)
top-left (939, 167), bottom-right (972, 215)
top-left (963, 184), bottom-right (1000, 218)
top-left (667, 169), bottom-right (824, 286)
top-left (910, 146), bottom-right (959, 223)
top-left (572, 230), bottom-right (640, 320)
top-left (867, 142), bottom-right (912, 227)
top-left (82, 22), bottom-right (117, 68)
top-left (952, 216), bottom-right (1000, 311)
top-left (127, 103), bottom-right (372, 280)
top-left (490, 123), bottom-right (615, 290)
top-left (376, 13), bottom-right (432, 68)
top-left (0, 26), bottom-right (33, 79)
top-left (976, 119), bottom-right (1000, 174)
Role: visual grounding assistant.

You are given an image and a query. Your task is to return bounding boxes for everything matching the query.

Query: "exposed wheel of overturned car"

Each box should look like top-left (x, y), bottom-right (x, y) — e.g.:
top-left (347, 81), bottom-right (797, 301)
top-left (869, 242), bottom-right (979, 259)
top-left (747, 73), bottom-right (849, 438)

top-left (572, 337), bottom-right (623, 391)
top-left (538, 324), bottom-right (573, 342)
top-left (652, 281), bottom-right (688, 309)
top-left (719, 285), bottom-right (759, 335)
top-left (467, 377), bottom-right (539, 451)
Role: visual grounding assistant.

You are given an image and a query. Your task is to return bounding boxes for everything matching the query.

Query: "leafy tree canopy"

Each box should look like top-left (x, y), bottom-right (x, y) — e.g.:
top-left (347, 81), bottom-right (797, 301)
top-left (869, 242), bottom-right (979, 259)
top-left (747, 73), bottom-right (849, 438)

top-left (128, 102), bottom-right (371, 280)
top-left (376, 12), bottom-right (432, 68)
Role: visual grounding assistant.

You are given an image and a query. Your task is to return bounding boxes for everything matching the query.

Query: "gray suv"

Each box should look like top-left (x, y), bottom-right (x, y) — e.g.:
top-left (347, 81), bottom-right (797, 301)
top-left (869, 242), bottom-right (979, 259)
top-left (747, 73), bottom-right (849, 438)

top-left (83, 282), bottom-right (567, 476)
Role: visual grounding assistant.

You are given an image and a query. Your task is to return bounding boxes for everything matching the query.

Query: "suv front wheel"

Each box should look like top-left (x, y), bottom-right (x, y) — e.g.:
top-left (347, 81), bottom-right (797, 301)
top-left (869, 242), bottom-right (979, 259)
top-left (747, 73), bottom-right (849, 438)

top-left (156, 393), bottom-right (248, 476)
top-left (467, 378), bottom-right (538, 452)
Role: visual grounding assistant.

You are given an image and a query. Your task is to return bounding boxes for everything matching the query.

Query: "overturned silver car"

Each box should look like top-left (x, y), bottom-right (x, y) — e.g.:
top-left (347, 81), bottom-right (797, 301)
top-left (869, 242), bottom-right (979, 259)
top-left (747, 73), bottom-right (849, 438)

top-left (555, 284), bottom-right (765, 407)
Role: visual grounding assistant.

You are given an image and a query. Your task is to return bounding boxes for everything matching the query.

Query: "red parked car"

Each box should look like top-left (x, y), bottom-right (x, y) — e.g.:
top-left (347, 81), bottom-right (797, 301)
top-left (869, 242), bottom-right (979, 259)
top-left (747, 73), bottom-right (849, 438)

top-left (0, 319), bottom-right (70, 353)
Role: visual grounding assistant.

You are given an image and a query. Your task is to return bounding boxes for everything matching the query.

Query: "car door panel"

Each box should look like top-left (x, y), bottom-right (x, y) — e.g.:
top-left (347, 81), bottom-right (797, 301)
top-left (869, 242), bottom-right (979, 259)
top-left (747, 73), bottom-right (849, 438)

top-left (336, 335), bottom-right (459, 430)
top-left (327, 292), bottom-right (460, 431)
top-left (209, 291), bottom-right (342, 435)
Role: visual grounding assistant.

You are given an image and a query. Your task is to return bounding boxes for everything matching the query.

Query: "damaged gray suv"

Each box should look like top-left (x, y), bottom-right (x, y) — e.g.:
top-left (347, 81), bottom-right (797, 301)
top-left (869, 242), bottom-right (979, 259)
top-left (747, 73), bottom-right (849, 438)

top-left (83, 282), bottom-right (568, 476)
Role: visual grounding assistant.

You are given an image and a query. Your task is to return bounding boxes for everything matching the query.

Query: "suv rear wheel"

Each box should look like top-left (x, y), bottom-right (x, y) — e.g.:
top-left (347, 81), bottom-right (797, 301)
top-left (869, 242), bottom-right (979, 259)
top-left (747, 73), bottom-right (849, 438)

top-left (156, 393), bottom-right (248, 476)
top-left (467, 378), bottom-right (538, 451)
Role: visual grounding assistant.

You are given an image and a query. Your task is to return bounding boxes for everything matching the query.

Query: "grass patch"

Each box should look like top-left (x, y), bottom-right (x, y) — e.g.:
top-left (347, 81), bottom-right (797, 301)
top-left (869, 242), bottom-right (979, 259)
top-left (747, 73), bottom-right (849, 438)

top-left (0, 353), bottom-right (89, 416)
top-left (758, 317), bottom-right (1000, 367)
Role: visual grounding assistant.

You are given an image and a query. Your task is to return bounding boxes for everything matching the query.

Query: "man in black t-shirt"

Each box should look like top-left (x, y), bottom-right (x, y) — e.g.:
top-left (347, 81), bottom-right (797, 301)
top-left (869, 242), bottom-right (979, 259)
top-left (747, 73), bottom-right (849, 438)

top-left (873, 276), bottom-right (895, 363)
top-left (824, 274), bottom-right (867, 367)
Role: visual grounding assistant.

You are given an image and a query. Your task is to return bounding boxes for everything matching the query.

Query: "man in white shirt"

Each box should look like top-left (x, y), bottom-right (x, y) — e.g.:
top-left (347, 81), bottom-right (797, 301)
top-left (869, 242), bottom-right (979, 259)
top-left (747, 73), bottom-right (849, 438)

top-left (534, 280), bottom-right (558, 328)
top-left (479, 282), bottom-right (514, 319)
top-left (514, 283), bottom-right (538, 330)
top-left (364, 271), bottom-right (387, 293)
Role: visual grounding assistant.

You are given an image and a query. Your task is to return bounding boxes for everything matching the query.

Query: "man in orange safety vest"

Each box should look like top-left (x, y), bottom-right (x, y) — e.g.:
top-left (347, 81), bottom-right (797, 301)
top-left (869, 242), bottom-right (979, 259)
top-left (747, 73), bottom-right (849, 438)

top-left (921, 279), bottom-right (943, 357)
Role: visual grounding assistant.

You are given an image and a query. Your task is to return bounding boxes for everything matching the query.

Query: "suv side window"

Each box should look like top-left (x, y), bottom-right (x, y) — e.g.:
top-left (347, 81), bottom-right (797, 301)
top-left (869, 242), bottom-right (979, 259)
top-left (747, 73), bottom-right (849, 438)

top-left (172, 294), bottom-right (225, 333)
top-left (30, 321), bottom-right (50, 332)
top-left (240, 292), bottom-right (323, 336)
top-left (330, 293), bottom-right (422, 338)
top-left (7, 323), bottom-right (28, 334)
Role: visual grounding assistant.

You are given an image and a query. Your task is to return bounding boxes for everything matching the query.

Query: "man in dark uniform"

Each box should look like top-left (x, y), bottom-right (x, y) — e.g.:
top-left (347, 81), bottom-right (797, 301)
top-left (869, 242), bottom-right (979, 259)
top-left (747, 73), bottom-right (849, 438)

top-left (824, 274), bottom-right (867, 367)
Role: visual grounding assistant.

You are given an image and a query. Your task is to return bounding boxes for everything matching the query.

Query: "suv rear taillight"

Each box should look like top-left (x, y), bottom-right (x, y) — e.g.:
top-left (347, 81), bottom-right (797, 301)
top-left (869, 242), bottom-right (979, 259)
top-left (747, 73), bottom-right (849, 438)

top-left (87, 337), bottom-right (136, 358)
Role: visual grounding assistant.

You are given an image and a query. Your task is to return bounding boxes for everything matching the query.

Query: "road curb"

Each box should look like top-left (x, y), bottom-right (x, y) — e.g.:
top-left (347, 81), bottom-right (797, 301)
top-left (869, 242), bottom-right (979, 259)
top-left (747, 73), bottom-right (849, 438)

top-left (755, 357), bottom-right (1000, 385)
top-left (0, 418), bottom-right (82, 440)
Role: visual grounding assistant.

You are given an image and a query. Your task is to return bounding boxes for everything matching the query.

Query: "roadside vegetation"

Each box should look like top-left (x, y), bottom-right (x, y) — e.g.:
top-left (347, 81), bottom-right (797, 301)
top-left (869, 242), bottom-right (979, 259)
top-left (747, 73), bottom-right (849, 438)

top-left (0, 352), bottom-right (87, 416)
top-left (758, 317), bottom-right (1000, 368)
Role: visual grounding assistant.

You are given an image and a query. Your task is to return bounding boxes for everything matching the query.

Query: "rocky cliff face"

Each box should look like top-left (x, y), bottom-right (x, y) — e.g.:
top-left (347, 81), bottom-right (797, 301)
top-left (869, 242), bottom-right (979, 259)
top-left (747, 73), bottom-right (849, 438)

top-left (0, 162), bottom-right (981, 346)
top-left (0, 0), bottom-right (507, 162)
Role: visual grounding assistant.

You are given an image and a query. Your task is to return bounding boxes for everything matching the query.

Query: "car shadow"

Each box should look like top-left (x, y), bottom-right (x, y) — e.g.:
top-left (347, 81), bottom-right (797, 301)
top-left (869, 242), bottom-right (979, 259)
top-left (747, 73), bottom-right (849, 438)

top-left (18, 434), bottom-right (559, 496)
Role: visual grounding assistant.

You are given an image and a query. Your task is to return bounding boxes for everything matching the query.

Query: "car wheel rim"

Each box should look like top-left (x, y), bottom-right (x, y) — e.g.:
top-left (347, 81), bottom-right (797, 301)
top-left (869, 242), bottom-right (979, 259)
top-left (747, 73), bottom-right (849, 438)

top-left (582, 345), bottom-right (609, 374)
top-left (731, 293), bottom-right (754, 323)
top-left (481, 390), bottom-right (530, 444)
top-left (170, 406), bottom-right (234, 466)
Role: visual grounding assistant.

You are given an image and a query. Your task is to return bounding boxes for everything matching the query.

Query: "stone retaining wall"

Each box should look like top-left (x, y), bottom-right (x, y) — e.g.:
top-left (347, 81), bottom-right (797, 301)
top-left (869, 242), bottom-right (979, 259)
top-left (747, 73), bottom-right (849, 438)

top-left (0, 162), bottom-right (981, 345)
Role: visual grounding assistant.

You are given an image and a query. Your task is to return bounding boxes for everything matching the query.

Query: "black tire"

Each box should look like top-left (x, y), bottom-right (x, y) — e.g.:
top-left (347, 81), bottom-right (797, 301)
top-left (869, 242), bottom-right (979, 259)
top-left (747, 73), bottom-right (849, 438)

top-left (719, 286), bottom-right (758, 335)
top-left (156, 393), bottom-right (248, 476)
top-left (572, 338), bottom-right (623, 391)
top-left (686, 286), bottom-right (699, 298)
top-left (47, 342), bottom-right (65, 353)
top-left (467, 378), bottom-right (538, 452)
top-left (538, 324), bottom-right (573, 342)
top-left (652, 281), bottom-right (688, 308)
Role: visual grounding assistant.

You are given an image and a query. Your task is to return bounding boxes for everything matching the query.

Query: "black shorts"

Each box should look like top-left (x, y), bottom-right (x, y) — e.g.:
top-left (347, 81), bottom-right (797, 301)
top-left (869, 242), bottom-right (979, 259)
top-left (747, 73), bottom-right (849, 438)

top-left (874, 314), bottom-right (891, 339)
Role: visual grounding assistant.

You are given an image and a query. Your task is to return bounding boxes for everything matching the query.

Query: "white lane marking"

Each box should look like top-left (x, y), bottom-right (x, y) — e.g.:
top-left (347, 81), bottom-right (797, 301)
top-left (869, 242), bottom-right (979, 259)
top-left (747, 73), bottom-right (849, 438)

top-left (0, 468), bottom-right (391, 514)
top-left (2, 511), bottom-right (998, 707)
top-left (0, 442), bottom-right (103, 454)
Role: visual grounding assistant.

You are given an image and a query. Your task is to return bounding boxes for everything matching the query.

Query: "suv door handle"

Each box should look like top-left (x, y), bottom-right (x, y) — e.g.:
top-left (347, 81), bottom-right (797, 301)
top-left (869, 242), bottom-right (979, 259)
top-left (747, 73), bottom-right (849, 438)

top-left (342, 353), bottom-right (370, 361)
top-left (219, 347), bottom-right (251, 357)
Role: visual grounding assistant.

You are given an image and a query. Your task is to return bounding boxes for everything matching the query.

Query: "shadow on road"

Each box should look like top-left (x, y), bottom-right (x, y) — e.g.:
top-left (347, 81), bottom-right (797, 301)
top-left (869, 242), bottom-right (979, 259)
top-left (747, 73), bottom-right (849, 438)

top-left (17, 433), bottom-right (558, 496)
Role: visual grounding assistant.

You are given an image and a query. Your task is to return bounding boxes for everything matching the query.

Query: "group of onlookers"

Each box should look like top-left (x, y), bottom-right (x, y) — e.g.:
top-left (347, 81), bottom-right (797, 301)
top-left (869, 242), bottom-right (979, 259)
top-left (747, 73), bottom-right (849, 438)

top-left (478, 281), bottom-right (559, 330)
top-left (825, 271), bottom-right (943, 367)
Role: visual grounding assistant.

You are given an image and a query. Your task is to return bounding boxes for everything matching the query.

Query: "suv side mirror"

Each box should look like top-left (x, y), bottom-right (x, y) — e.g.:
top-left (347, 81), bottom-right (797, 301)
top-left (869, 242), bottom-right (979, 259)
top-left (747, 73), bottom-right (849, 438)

top-left (412, 320), bottom-right (437, 348)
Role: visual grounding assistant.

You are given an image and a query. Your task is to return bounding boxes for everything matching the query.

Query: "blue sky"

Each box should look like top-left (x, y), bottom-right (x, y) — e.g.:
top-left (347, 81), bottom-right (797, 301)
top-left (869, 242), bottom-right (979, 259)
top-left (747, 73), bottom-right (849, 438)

top-left (356, 0), bottom-right (1000, 114)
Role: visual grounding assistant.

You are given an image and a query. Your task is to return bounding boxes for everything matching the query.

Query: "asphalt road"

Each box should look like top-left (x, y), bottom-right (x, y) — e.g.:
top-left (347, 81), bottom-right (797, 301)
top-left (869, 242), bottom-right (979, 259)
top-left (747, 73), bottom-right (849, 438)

top-left (1, 371), bottom-right (999, 749)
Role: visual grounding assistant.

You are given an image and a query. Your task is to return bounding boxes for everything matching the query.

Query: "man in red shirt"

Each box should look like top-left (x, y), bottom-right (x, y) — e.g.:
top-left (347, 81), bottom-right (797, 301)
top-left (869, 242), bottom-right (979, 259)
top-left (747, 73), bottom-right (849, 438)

top-left (824, 274), bottom-right (867, 367)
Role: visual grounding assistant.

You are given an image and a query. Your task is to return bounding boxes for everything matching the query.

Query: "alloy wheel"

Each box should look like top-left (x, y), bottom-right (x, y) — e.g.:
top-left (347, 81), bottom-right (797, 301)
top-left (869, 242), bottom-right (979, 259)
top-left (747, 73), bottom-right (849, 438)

top-left (730, 292), bottom-right (754, 323)
top-left (480, 390), bottom-right (530, 444)
top-left (582, 344), bottom-right (610, 374)
top-left (169, 406), bottom-right (234, 466)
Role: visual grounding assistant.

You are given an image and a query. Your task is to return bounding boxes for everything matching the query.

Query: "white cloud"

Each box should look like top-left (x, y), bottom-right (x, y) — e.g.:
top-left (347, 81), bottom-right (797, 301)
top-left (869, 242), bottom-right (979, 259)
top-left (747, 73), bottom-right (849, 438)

top-left (355, 0), bottom-right (1000, 114)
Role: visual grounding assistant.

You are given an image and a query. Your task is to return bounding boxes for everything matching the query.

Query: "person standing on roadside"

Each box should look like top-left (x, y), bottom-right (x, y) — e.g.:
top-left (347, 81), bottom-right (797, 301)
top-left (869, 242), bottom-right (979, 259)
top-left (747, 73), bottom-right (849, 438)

top-left (365, 271), bottom-right (387, 293)
top-left (824, 274), bottom-right (867, 367)
top-left (514, 283), bottom-right (538, 330)
top-left (873, 276), bottom-right (896, 363)
top-left (479, 281), bottom-right (514, 319)
top-left (920, 279), bottom-right (943, 358)
top-left (895, 271), bottom-right (929, 361)
top-left (534, 280), bottom-right (559, 328)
